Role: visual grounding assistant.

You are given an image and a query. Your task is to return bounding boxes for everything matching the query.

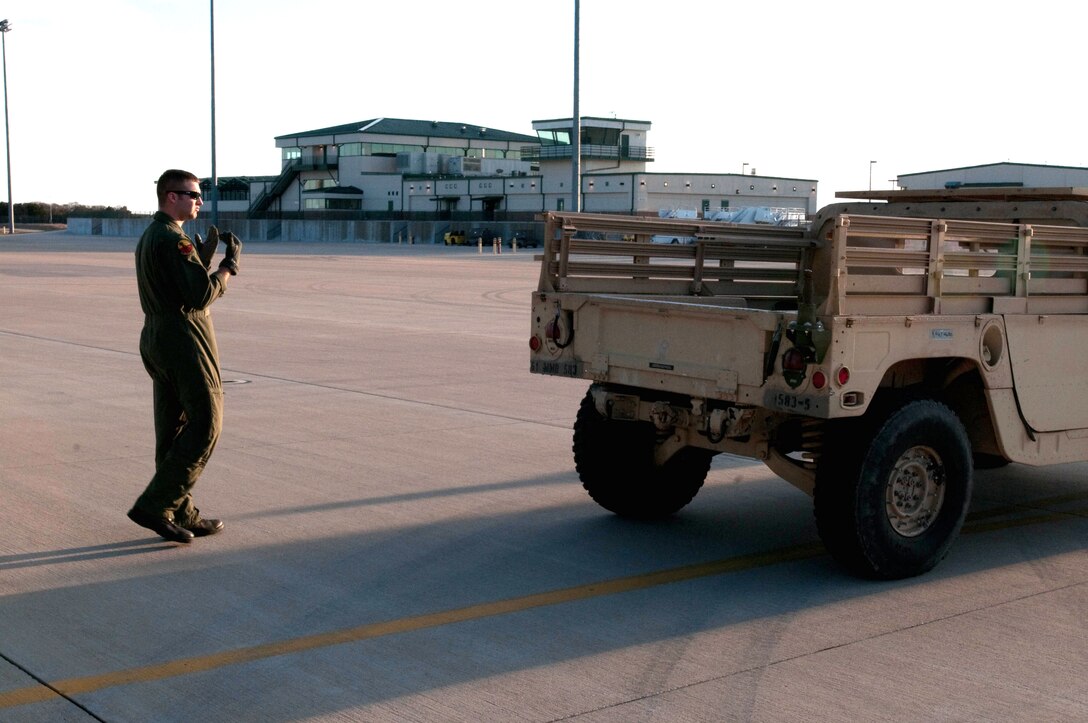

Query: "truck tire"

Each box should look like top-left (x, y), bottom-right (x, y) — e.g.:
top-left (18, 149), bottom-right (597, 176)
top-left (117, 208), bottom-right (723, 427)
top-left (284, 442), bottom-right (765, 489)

top-left (814, 399), bottom-right (973, 579)
top-left (573, 388), bottom-right (712, 519)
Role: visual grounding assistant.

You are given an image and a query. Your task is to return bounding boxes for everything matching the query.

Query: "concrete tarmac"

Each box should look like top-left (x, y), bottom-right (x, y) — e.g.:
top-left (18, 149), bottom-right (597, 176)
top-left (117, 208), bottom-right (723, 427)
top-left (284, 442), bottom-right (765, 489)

top-left (1, 232), bottom-right (1087, 722)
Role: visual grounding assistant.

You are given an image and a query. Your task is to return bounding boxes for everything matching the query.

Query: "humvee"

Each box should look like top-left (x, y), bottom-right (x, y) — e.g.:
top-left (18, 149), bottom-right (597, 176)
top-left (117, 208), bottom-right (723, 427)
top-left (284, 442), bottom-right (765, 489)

top-left (528, 188), bottom-right (1088, 578)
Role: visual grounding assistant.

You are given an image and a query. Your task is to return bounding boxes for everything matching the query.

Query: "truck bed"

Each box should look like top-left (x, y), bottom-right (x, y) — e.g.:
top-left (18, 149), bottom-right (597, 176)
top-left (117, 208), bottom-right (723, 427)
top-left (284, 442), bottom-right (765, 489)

top-left (538, 211), bottom-right (1088, 315)
top-left (538, 212), bottom-right (814, 306)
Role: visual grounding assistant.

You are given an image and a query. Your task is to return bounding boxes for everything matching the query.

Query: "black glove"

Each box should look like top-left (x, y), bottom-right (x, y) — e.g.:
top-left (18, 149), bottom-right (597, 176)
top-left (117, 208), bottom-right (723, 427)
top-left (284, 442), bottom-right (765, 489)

top-left (196, 226), bottom-right (219, 270)
top-left (218, 231), bottom-right (242, 276)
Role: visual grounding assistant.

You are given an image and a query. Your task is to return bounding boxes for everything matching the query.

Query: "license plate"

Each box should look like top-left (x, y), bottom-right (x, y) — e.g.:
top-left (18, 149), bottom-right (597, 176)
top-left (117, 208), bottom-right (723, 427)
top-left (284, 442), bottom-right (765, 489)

top-left (530, 359), bottom-right (582, 377)
top-left (771, 391), bottom-right (814, 412)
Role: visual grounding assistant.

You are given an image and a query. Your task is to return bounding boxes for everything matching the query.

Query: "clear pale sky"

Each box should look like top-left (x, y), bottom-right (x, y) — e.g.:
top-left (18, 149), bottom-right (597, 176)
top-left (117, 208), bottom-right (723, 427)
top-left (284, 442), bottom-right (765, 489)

top-left (3, 0), bottom-right (1084, 215)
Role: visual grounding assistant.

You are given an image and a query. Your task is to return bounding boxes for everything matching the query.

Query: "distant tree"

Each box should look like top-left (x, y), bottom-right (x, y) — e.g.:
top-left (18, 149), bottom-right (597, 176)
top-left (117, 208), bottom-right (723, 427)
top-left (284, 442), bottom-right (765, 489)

top-left (0, 202), bottom-right (139, 223)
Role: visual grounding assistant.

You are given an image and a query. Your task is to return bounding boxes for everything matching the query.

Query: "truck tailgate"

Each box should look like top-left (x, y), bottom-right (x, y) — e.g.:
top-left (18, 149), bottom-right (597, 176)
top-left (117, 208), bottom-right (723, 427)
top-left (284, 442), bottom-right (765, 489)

top-left (565, 294), bottom-right (780, 400)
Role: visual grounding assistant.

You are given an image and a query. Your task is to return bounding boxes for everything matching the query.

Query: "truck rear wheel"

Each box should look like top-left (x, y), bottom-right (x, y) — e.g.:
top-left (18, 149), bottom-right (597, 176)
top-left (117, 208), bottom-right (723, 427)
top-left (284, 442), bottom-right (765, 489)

top-left (814, 399), bottom-right (973, 579)
top-left (573, 388), bottom-right (712, 519)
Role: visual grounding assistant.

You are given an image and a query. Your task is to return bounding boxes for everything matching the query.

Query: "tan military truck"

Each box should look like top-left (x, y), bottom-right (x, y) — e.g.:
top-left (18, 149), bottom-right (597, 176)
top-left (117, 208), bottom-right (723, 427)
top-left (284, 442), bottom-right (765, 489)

top-left (528, 188), bottom-right (1088, 579)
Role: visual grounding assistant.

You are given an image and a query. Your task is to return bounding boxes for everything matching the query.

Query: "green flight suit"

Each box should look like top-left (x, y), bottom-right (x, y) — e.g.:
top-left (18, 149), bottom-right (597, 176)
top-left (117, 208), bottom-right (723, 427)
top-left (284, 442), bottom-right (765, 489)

top-left (132, 211), bottom-right (228, 526)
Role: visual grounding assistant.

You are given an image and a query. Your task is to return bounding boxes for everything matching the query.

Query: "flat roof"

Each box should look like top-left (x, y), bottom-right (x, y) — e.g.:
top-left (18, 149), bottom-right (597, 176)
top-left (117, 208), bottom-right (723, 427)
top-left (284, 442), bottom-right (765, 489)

top-left (837, 187), bottom-right (1088, 202)
top-left (532, 116), bottom-right (652, 131)
top-left (899, 161), bottom-right (1088, 179)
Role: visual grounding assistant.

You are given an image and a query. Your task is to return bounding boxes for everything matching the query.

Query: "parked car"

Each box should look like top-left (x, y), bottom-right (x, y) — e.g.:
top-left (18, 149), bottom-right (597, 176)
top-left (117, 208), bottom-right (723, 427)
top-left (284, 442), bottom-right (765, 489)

top-left (443, 229), bottom-right (467, 245)
top-left (507, 229), bottom-right (539, 248)
top-left (468, 228), bottom-right (495, 244)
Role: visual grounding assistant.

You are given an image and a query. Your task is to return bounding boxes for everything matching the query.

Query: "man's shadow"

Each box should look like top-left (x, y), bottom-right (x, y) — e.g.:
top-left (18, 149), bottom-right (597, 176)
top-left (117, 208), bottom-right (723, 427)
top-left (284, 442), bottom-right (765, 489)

top-left (0, 539), bottom-right (176, 571)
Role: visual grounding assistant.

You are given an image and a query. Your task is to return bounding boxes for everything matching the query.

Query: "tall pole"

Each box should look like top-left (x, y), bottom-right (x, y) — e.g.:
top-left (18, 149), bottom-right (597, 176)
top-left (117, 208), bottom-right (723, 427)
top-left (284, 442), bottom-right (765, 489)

top-left (571, 0), bottom-right (581, 212)
top-left (210, 0), bottom-right (219, 227)
top-left (1, 20), bottom-right (13, 235)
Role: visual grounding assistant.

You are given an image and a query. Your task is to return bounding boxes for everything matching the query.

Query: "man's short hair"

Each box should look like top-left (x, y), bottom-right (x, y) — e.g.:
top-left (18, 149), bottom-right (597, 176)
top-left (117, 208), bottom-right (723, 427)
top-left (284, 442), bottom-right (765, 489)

top-left (156, 169), bottom-right (199, 206)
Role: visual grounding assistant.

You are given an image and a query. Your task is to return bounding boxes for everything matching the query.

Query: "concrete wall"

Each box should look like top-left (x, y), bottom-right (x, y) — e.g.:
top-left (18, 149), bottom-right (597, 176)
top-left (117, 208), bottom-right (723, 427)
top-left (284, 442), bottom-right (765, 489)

top-left (66, 217), bottom-right (540, 244)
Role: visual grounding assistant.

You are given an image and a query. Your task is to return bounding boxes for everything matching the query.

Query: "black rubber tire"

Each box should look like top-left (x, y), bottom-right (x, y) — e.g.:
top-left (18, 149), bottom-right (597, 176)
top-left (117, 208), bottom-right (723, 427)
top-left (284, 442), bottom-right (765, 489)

top-left (572, 388), bottom-right (712, 519)
top-left (814, 399), bottom-right (973, 579)
top-left (973, 453), bottom-right (1010, 470)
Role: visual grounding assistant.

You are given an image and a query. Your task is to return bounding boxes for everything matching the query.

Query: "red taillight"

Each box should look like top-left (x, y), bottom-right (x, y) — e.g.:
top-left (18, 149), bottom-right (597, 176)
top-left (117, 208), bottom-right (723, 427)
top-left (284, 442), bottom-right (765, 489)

top-left (812, 370), bottom-right (827, 389)
top-left (782, 347), bottom-right (806, 372)
top-left (529, 335), bottom-right (542, 352)
top-left (836, 366), bottom-right (851, 386)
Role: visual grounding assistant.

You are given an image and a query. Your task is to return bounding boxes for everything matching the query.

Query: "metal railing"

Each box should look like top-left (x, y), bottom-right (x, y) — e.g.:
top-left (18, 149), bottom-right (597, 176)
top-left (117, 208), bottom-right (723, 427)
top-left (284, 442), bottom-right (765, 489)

top-left (520, 144), bottom-right (654, 162)
top-left (249, 160), bottom-right (301, 216)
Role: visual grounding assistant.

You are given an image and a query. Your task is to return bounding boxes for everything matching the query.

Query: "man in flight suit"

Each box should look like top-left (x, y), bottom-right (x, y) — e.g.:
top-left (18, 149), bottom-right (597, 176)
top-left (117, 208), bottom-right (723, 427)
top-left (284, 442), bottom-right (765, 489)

top-left (127, 169), bottom-right (242, 543)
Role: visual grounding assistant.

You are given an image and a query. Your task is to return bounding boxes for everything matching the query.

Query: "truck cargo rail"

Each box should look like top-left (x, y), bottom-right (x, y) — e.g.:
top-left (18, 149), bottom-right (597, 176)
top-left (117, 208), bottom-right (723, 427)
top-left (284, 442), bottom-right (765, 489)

top-left (538, 211), bottom-right (1088, 316)
top-left (538, 211), bottom-right (816, 305)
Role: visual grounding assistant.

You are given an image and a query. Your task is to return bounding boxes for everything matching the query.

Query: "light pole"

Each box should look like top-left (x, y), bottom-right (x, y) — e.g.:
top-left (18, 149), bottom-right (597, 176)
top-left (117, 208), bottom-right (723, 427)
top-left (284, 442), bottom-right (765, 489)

top-left (209, 1), bottom-right (219, 227)
top-left (869, 160), bottom-right (877, 200)
top-left (1, 19), bottom-right (13, 235)
top-left (571, 0), bottom-right (580, 212)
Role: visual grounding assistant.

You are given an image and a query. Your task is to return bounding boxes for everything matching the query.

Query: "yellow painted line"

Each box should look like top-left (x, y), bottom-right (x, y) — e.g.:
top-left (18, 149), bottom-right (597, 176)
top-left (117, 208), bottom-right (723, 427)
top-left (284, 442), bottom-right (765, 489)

top-left (0, 542), bottom-right (824, 709)
top-left (965, 491), bottom-right (1088, 523)
top-left (3, 502), bottom-right (1085, 710)
top-left (963, 510), bottom-right (1081, 534)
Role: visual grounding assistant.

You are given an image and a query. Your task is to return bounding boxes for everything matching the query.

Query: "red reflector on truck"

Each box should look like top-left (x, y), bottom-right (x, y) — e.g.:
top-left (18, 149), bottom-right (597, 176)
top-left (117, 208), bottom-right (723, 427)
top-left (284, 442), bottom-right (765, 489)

top-left (782, 348), bottom-right (806, 371)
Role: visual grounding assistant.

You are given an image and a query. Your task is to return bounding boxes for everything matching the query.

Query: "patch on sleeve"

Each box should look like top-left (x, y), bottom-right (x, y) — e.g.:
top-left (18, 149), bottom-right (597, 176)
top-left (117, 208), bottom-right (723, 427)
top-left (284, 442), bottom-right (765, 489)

top-left (178, 239), bottom-right (195, 256)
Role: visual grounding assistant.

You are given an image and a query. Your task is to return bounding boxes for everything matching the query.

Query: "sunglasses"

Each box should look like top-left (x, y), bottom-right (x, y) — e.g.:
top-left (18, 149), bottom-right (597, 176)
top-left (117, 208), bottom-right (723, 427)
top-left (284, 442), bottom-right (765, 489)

top-left (169, 189), bottom-right (203, 200)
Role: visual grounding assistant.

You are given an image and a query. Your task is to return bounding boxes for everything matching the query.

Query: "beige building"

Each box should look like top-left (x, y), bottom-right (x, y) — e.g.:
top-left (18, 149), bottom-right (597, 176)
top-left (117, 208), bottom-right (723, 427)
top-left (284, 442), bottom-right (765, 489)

top-left (208, 116), bottom-right (817, 220)
top-left (897, 162), bottom-right (1088, 191)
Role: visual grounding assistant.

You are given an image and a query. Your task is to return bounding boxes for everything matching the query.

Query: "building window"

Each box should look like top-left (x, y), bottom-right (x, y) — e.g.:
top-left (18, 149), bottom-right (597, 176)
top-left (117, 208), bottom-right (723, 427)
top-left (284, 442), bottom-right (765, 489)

top-left (283, 147), bottom-right (301, 161)
top-left (430, 145), bottom-right (460, 155)
top-left (340, 142), bottom-right (363, 157)
top-left (369, 142), bottom-right (424, 156)
top-left (557, 198), bottom-right (565, 211)
top-left (304, 197), bottom-right (362, 210)
top-left (537, 130), bottom-right (571, 145)
top-left (219, 188), bottom-right (248, 201)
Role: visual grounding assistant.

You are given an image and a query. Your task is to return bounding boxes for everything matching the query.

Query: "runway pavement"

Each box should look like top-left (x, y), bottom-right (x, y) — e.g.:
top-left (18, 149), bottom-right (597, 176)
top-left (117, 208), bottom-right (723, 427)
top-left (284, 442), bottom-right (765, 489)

top-left (1, 231), bottom-right (1087, 721)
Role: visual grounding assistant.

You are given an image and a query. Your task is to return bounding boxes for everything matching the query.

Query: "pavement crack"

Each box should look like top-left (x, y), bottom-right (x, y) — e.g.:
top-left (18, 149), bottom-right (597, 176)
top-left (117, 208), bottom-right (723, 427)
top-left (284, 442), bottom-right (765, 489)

top-left (0, 651), bottom-right (108, 721)
top-left (550, 576), bottom-right (1088, 721)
